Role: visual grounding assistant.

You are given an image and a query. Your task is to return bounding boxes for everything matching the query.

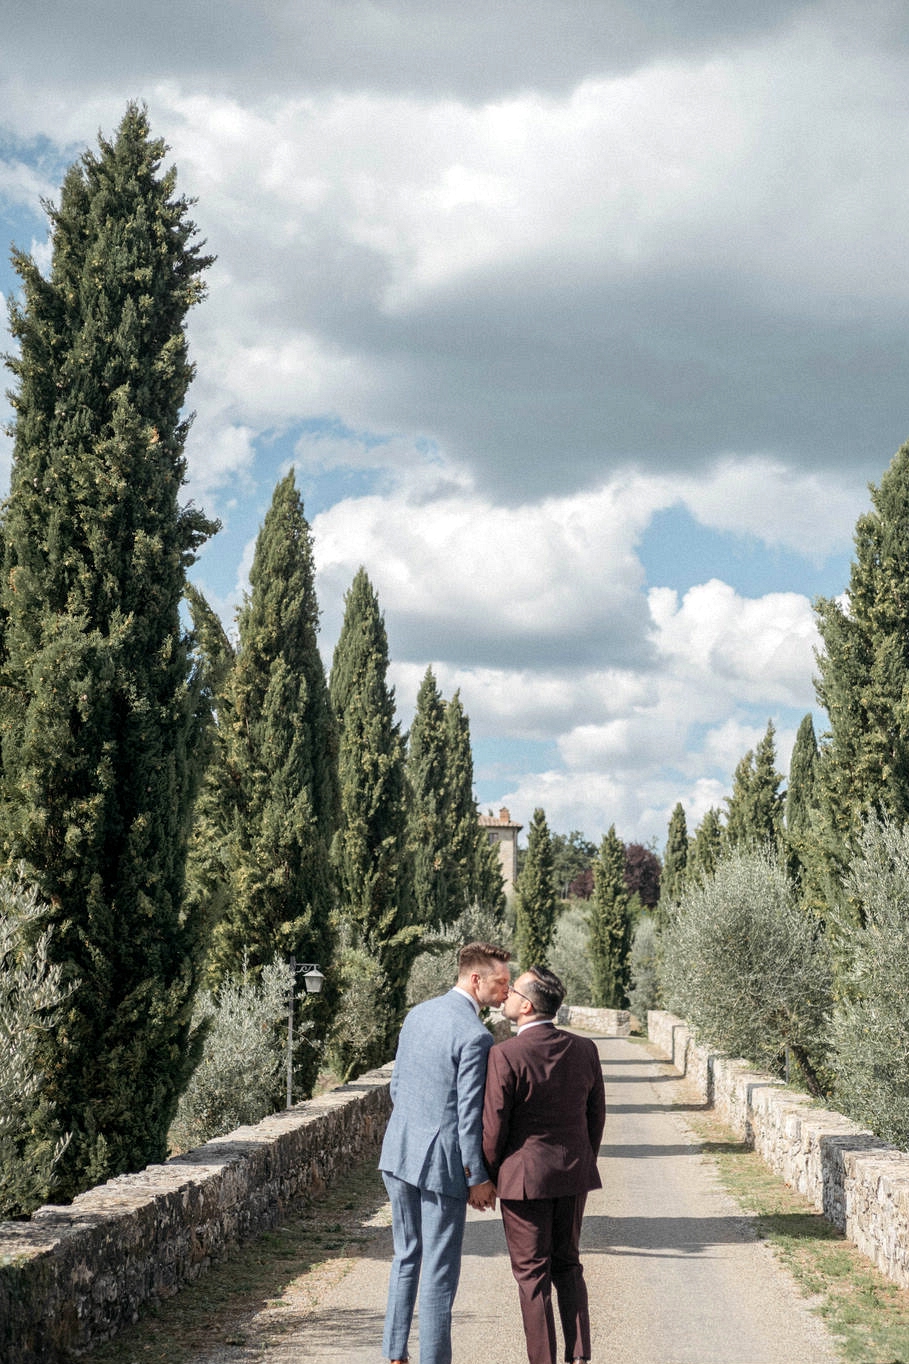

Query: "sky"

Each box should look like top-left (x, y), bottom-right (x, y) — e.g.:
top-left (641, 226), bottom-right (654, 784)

top-left (0, 0), bottom-right (904, 850)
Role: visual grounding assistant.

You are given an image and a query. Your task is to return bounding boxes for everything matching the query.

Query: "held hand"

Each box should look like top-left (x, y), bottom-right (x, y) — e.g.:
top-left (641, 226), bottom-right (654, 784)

top-left (468, 1179), bottom-right (497, 1212)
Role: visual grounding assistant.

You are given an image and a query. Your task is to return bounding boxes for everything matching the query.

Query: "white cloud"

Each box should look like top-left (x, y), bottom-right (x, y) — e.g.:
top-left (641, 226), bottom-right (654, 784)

top-left (313, 478), bottom-right (652, 667)
top-left (648, 580), bottom-right (819, 706)
top-left (669, 458), bottom-right (864, 559)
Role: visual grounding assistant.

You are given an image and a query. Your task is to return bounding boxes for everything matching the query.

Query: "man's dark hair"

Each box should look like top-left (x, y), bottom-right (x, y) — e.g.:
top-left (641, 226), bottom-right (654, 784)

top-left (525, 965), bottom-right (566, 1018)
top-left (458, 941), bottom-right (511, 974)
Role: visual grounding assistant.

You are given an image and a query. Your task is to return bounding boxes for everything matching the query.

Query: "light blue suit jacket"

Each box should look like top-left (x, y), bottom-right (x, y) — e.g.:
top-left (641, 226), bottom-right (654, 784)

top-left (379, 988), bottom-right (494, 1198)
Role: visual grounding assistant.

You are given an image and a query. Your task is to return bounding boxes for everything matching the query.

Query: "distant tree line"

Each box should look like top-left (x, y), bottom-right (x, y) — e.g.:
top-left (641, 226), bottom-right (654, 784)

top-left (0, 108), bottom-right (504, 1214)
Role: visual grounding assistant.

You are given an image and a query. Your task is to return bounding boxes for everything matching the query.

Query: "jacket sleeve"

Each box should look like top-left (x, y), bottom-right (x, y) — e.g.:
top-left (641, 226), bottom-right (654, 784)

top-left (481, 1043), bottom-right (515, 1183)
top-left (456, 1028), bottom-right (493, 1187)
top-left (586, 1045), bottom-right (606, 1155)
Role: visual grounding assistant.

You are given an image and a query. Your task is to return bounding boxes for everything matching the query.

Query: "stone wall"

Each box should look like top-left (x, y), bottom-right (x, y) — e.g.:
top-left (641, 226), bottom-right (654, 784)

top-left (559, 1005), bottom-right (631, 1036)
top-left (647, 1010), bottom-right (909, 1290)
top-left (0, 1065), bottom-right (393, 1364)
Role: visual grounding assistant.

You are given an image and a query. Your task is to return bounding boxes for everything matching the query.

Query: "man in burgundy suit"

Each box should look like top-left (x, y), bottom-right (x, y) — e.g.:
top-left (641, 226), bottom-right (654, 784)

top-left (482, 966), bottom-right (606, 1364)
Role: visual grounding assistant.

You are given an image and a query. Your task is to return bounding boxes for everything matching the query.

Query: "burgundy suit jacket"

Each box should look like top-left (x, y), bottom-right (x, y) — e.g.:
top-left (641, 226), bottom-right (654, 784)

top-left (482, 1023), bottom-right (606, 1200)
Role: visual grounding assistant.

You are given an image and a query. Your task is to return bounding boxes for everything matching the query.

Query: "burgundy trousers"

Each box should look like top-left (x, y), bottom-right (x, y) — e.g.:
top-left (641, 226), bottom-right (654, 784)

top-left (500, 1193), bottom-right (590, 1364)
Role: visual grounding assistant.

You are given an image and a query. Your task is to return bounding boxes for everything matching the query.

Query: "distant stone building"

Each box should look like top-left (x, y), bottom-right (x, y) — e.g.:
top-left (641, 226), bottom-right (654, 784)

top-left (478, 806), bottom-right (523, 898)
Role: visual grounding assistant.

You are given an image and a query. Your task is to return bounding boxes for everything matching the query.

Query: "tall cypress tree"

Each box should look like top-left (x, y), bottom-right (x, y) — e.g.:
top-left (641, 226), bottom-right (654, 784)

top-left (724, 721), bottom-right (783, 851)
top-left (473, 823), bottom-right (507, 919)
top-left (183, 583), bottom-right (236, 969)
top-left (814, 443), bottom-right (909, 892)
top-left (661, 803), bottom-right (689, 909)
top-left (0, 105), bottom-right (217, 1192)
top-left (514, 807), bottom-right (557, 969)
top-left (207, 471), bottom-right (338, 1099)
top-left (687, 808), bottom-right (723, 886)
top-left (785, 713), bottom-right (819, 881)
top-left (589, 826), bottom-right (633, 1008)
top-left (444, 691), bottom-right (505, 918)
top-left (407, 667), bottom-right (453, 927)
top-left (329, 567), bottom-right (420, 1076)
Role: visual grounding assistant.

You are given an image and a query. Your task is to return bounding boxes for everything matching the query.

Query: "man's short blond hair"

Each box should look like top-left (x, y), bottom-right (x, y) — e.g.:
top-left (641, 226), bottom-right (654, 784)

top-left (457, 941), bottom-right (511, 975)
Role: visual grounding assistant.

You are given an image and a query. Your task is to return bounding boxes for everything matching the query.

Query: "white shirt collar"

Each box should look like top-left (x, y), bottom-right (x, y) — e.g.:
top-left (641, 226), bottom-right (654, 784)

top-left (517, 1018), bottom-right (555, 1032)
top-left (452, 985), bottom-right (480, 1015)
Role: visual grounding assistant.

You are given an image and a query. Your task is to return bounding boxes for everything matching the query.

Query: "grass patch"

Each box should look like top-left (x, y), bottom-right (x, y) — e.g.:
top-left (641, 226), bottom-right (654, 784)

top-left (687, 1106), bottom-right (909, 1363)
top-left (88, 1155), bottom-right (389, 1364)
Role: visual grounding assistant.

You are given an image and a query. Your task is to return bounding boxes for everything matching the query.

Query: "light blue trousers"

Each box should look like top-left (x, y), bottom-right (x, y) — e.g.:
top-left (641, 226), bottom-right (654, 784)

top-left (382, 1172), bottom-right (467, 1364)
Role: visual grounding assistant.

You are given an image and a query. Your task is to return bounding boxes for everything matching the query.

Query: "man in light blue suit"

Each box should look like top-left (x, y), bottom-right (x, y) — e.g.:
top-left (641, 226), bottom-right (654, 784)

top-left (380, 941), bottom-right (512, 1364)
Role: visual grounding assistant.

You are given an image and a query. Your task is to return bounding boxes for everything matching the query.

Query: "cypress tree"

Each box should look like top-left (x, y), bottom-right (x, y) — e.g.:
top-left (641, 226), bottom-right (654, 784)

top-left (207, 471), bottom-right (339, 1099)
top-left (785, 713), bottom-right (820, 882)
top-left (0, 106), bottom-right (217, 1193)
top-left (687, 808), bottom-right (723, 886)
top-left (473, 823), bottom-right (507, 918)
top-left (329, 567), bottom-right (420, 1076)
top-left (183, 584), bottom-right (236, 970)
top-left (514, 807), bottom-right (558, 969)
top-left (661, 803), bottom-right (689, 909)
top-left (589, 826), bottom-right (633, 1008)
top-left (444, 691), bottom-right (505, 918)
top-left (724, 721), bottom-right (783, 851)
top-left (814, 443), bottom-right (909, 890)
top-left (407, 667), bottom-right (453, 926)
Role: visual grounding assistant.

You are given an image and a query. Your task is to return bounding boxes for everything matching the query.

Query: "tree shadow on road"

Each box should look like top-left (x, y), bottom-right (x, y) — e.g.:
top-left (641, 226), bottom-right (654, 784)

top-left (607, 1100), bottom-right (713, 1113)
top-left (581, 1208), bottom-right (840, 1256)
top-left (599, 1139), bottom-right (748, 1159)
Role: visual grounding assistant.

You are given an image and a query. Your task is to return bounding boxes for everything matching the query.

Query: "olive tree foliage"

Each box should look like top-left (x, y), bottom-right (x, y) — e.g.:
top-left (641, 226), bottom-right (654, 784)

top-left (168, 962), bottom-right (289, 1152)
top-left (832, 817), bottom-right (909, 1146)
top-left (0, 876), bottom-right (73, 1216)
top-left (662, 846), bottom-right (832, 1096)
top-left (628, 915), bottom-right (661, 1020)
top-left (406, 904), bottom-right (513, 1006)
top-left (548, 903), bottom-right (594, 1006)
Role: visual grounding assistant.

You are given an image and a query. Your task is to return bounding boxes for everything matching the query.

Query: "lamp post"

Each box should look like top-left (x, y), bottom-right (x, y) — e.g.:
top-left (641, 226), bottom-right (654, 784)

top-left (286, 957), bottom-right (325, 1108)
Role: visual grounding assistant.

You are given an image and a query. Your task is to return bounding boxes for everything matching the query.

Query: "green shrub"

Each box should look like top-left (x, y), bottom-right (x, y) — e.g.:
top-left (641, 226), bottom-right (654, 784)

top-left (0, 875), bottom-right (72, 1217)
top-left (406, 905), bottom-right (513, 1007)
top-left (832, 818), bottom-right (909, 1146)
top-left (168, 962), bottom-right (289, 1151)
top-left (328, 943), bottom-right (391, 1081)
top-left (628, 914), bottom-right (661, 1021)
top-left (662, 845), bottom-right (831, 1094)
top-left (548, 903), bottom-right (594, 1005)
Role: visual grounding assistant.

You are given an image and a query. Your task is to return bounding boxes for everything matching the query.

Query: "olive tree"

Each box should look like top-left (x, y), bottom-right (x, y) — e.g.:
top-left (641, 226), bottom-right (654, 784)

top-left (832, 817), bottom-right (909, 1145)
top-left (662, 846), bottom-right (831, 1095)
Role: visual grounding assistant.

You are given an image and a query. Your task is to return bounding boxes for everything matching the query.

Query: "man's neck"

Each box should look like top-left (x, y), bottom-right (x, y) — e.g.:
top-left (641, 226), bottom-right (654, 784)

top-left (452, 983), bottom-right (480, 1013)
